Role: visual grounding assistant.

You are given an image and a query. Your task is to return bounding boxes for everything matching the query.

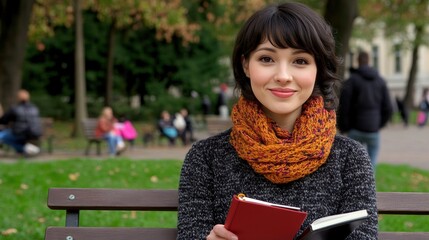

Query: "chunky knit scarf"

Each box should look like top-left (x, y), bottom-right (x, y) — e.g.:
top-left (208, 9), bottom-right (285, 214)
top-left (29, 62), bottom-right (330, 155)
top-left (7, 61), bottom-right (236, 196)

top-left (230, 96), bottom-right (336, 184)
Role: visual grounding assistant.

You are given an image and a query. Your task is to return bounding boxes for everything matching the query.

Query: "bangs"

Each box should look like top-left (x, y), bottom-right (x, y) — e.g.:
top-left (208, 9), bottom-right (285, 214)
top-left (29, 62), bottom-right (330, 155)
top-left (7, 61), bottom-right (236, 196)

top-left (262, 11), bottom-right (317, 56)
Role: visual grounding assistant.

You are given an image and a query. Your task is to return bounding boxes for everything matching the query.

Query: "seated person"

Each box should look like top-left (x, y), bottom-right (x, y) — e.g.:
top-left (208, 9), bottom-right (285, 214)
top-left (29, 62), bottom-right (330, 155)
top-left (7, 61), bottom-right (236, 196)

top-left (0, 89), bottom-right (42, 155)
top-left (115, 116), bottom-right (138, 148)
top-left (158, 110), bottom-right (178, 146)
top-left (95, 107), bottom-right (126, 156)
top-left (174, 108), bottom-right (195, 145)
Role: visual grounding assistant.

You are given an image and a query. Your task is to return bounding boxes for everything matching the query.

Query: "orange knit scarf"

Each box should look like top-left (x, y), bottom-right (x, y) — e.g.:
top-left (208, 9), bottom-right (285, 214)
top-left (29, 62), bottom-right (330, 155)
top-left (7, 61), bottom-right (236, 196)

top-left (230, 96), bottom-right (337, 184)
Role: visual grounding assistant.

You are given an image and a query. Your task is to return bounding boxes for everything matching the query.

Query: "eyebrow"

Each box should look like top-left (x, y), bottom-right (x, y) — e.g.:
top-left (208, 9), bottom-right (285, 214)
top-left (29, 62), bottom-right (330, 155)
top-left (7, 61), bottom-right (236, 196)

top-left (254, 47), bottom-right (310, 55)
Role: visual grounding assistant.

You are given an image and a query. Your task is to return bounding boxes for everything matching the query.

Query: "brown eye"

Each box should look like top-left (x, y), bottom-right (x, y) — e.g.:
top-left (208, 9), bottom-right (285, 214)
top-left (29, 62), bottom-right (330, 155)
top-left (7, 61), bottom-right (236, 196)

top-left (260, 57), bottom-right (273, 63)
top-left (295, 58), bottom-right (308, 65)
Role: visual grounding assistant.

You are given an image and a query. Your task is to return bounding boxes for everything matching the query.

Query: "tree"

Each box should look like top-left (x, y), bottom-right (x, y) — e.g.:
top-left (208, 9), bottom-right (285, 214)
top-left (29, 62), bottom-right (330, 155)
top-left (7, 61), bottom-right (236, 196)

top-left (73, 0), bottom-right (87, 137)
top-left (0, 0), bottom-right (35, 110)
top-left (358, 0), bottom-right (429, 108)
top-left (324, 0), bottom-right (359, 78)
top-left (88, 0), bottom-right (200, 106)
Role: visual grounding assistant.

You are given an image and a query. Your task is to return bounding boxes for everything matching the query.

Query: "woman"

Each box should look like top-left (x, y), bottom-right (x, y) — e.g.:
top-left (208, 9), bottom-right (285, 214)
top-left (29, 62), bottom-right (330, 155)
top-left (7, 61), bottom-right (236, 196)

top-left (177, 2), bottom-right (377, 240)
top-left (95, 106), bottom-right (125, 156)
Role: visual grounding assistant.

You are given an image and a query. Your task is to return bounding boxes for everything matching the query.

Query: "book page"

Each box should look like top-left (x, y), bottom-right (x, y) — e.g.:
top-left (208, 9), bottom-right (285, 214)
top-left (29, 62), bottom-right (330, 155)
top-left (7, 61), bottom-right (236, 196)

top-left (311, 209), bottom-right (368, 230)
top-left (240, 196), bottom-right (301, 210)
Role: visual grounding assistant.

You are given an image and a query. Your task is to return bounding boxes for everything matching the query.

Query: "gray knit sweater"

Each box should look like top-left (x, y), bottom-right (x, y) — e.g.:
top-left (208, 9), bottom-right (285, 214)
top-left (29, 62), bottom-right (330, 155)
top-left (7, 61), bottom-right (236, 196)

top-left (177, 130), bottom-right (378, 239)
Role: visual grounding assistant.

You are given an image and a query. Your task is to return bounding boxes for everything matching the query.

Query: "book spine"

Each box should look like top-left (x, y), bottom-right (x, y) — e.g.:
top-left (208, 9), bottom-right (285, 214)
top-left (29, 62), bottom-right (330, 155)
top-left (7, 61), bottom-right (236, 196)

top-left (224, 196), bottom-right (239, 229)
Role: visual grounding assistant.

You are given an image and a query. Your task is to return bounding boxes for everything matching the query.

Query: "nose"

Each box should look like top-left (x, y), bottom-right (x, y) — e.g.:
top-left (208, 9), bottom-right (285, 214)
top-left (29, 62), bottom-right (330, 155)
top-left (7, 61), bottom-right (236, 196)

top-left (275, 65), bottom-right (293, 83)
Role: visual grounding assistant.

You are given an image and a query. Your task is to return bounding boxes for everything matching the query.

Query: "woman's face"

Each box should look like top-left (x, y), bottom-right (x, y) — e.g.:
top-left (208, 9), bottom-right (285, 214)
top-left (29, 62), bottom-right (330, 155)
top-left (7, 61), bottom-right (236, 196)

top-left (243, 40), bottom-right (317, 128)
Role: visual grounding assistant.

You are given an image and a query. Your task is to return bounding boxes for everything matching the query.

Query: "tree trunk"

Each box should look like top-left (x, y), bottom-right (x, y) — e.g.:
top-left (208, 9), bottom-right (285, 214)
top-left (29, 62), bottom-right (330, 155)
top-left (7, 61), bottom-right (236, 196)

top-left (72, 0), bottom-right (87, 137)
top-left (0, 0), bottom-right (34, 110)
top-left (324, 0), bottom-right (358, 79)
top-left (403, 24), bottom-right (423, 109)
top-left (104, 19), bottom-right (116, 107)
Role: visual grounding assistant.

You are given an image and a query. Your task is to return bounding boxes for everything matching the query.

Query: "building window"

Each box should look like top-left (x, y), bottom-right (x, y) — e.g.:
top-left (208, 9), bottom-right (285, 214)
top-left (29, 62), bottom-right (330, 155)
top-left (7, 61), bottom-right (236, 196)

top-left (394, 44), bottom-right (401, 73)
top-left (372, 45), bottom-right (379, 70)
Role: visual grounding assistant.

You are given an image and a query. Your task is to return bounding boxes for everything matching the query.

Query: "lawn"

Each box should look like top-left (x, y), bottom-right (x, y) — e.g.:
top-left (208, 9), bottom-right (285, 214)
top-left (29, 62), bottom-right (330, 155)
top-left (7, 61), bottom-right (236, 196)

top-left (0, 159), bottom-right (428, 239)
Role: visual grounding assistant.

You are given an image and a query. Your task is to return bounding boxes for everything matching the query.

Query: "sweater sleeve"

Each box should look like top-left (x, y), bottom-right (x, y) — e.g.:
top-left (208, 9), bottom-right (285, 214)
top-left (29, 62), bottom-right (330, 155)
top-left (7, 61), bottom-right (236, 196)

top-left (340, 140), bottom-right (378, 239)
top-left (177, 141), bottom-right (216, 240)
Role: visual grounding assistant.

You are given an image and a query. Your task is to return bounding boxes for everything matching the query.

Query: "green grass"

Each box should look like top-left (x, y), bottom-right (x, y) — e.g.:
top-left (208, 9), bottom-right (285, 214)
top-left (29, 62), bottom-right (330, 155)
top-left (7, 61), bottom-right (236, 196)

top-left (376, 163), bottom-right (429, 232)
top-left (0, 158), bottom-right (182, 239)
top-left (0, 159), bottom-right (428, 239)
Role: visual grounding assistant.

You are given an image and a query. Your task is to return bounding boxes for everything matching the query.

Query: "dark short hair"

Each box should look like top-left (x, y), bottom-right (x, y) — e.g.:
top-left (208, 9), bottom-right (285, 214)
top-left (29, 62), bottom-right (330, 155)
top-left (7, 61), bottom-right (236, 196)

top-left (358, 51), bottom-right (369, 66)
top-left (232, 2), bottom-right (340, 110)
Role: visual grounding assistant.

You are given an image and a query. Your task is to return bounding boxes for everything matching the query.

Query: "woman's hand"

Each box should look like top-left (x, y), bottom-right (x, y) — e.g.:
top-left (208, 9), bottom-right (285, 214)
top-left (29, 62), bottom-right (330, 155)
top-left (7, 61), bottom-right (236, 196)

top-left (206, 224), bottom-right (238, 240)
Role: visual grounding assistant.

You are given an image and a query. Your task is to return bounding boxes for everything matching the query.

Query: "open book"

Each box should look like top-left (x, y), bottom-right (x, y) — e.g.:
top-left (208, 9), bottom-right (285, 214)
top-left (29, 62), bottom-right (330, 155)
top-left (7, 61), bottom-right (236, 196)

top-left (224, 194), bottom-right (368, 240)
top-left (297, 209), bottom-right (368, 240)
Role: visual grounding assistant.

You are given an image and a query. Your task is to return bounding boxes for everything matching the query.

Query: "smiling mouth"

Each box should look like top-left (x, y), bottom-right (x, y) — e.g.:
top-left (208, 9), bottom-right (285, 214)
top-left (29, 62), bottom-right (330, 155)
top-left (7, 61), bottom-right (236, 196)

top-left (270, 89), bottom-right (296, 98)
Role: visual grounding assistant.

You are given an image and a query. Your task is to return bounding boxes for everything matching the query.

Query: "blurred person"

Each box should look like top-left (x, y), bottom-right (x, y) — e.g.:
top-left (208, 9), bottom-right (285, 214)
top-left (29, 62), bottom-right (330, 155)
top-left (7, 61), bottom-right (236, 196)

top-left (395, 96), bottom-right (409, 127)
top-left (173, 110), bottom-right (187, 145)
top-left (216, 83), bottom-right (229, 118)
top-left (417, 88), bottom-right (429, 127)
top-left (158, 110), bottom-right (178, 146)
top-left (95, 106), bottom-right (126, 157)
top-left (201, 94), bottom-right (211, 124)
top-left (338, 51), bottom-right (393, 167)
top-left (0, 89), bottom-right (42, 156)
top-left (115, 116), bottom-right (138, 148)
top-left (175, 108), bottom-right (195, 145)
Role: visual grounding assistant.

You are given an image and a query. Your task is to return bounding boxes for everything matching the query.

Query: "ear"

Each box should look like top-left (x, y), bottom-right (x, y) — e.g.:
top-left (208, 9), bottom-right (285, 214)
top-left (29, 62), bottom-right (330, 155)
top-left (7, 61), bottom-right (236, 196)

top-left (242, 56), bottom-right (249, 78)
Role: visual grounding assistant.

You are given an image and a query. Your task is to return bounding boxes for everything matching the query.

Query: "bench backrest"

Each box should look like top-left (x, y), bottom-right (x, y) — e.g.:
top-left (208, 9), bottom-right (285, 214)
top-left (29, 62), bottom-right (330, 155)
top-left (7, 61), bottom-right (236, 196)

top-left (205, 115), bottom-right (232, 135)
top-left (45, 189), bottom-right (429, 240)
top-left (81, 118), bottom-right (99, 140)
top-left (40, 117), bottom-right (54, 137)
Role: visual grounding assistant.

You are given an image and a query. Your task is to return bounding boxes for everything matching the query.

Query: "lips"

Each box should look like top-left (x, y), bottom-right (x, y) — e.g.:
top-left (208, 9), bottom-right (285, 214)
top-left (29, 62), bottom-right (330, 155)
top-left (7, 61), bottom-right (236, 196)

top-left (269, 88), bottom-right (296, 98)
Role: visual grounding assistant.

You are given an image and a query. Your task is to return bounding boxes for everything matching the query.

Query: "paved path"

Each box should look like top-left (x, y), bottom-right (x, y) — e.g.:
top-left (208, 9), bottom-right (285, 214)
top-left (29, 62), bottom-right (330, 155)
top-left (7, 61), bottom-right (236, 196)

top-left (1, 124), bottom-right (428, 170)
top-left (378, 124), bottom-right (429, 169)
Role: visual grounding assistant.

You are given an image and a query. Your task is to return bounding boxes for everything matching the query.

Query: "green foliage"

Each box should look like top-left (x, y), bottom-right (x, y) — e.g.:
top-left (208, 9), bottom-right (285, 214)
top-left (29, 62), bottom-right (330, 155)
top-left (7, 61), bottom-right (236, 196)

top-left (31, 94), bottom-right (73, 120)
top-left (23, 5), bottom-right (230, 120)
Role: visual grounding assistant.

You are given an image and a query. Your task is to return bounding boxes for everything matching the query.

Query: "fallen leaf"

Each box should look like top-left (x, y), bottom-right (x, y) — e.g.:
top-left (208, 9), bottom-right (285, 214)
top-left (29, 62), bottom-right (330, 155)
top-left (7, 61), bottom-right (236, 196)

top-left (68, 173), bottom-right (80, 181)
top-left (150, 176), bottom-right (159, 183)
top-left (130, 211), bottom-right (137, 219)
top-left (1, 228), bottom-right (18, 236)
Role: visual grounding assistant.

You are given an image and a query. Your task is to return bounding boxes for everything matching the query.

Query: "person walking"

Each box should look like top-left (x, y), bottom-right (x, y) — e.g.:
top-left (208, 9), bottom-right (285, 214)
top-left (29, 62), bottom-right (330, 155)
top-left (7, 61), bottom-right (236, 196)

top-left (0, 89), bottom-right (42, 155)
top-left (338, 51), bottom-right (393, 168)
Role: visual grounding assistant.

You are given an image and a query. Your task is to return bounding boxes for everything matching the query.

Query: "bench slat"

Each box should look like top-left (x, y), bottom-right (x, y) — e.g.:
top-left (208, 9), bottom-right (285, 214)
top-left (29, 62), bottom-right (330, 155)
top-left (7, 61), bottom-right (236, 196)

top-left (46, 227), bottom-right (177, 240)
top-left (48, 188), bottom-right (178, 211)
top-left (377, 192), bottom-right (429, 214)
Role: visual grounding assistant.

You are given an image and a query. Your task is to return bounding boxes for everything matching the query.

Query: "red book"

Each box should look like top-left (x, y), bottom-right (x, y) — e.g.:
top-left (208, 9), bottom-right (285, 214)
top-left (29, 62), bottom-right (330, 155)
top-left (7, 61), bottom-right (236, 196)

top-left (224, 194), bottom-right (308, 240)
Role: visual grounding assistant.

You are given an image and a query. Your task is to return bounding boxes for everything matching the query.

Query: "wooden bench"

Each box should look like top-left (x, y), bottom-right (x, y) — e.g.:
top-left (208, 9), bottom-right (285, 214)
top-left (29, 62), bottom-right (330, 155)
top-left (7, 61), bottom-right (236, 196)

top-left (205, 115), bottom-right (232, 135)
top-left (39, 117), bottom-right (55, 154)
top-left (44, 188), bottom-right (429, 240)
top-left (82, 118), bottom-right (137, 155)
top-left (81, 118), bottom-right (103, 155)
